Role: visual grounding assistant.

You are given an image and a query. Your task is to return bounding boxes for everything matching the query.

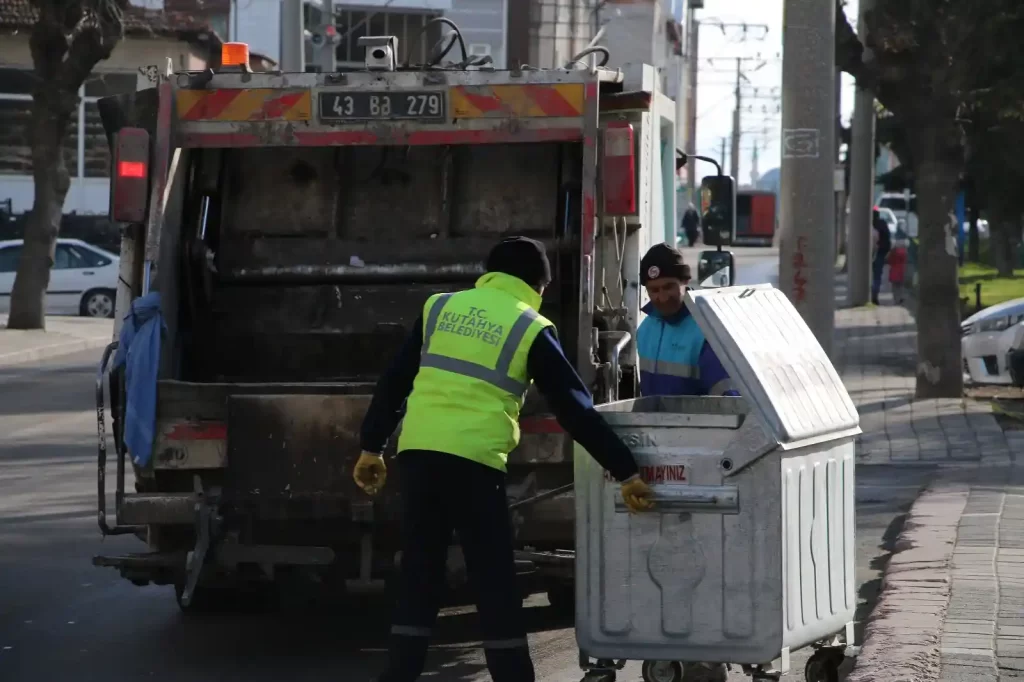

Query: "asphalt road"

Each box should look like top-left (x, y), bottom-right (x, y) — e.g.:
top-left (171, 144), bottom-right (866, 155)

top-left (677, 245), bottom-right (780, 288)
top-left (1, 328), bottom-right (933, 682)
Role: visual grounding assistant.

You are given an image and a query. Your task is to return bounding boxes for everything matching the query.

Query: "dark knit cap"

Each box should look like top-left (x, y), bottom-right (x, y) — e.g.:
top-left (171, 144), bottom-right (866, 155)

top-left (485, 236), bottom-right (552, 287)
top-left (640, 243), bottom-right (691, 284)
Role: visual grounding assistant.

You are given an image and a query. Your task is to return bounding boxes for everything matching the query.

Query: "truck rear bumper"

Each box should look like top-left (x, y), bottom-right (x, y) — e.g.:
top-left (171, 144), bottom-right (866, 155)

top-left (94, 544), bottom-right (336, 585)
top-left (120, 493), bottom-right (197, 525)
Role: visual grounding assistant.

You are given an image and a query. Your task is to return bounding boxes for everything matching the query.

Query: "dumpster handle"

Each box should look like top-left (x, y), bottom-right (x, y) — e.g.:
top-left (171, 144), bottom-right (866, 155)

top-left (614, 484), bottom-right (739, 514)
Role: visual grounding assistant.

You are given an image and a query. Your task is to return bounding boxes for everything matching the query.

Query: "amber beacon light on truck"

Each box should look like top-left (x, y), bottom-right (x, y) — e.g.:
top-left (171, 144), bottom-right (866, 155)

top-left (220, 42), bottom-right (250, 70)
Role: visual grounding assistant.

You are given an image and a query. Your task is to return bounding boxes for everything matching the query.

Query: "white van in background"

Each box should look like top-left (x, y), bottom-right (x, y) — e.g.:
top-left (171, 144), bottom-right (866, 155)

top-left (877, 192), bottom-right (918, 238)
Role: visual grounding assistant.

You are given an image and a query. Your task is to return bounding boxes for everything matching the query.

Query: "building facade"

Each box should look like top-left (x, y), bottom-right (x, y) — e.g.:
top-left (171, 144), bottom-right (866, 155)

top-left (323, 1), bottom-right (505, 69)
top-left (0, 0), bottom-right (218, 215)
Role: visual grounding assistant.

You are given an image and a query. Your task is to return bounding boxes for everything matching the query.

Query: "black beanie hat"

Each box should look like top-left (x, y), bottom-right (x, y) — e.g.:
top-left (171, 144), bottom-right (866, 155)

top-left (485, 236), bottom-right (552, 288)
top-left (640, 243), bottom-right (691, 284)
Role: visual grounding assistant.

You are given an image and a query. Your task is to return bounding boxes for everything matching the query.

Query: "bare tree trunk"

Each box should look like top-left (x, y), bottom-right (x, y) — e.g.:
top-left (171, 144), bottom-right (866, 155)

top-left (990, 212), bottom-right (1016, 277)
top-left (6, 88), bottom-right (77, 329)
top-left (911, 128), bottom-right (963, 398)
top-left (8, 1), bottom-right (125, 329)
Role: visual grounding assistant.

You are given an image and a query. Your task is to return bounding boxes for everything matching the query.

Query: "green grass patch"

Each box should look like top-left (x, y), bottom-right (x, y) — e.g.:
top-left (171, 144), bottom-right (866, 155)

top-left (959, 262), bottom-right (1024, 309)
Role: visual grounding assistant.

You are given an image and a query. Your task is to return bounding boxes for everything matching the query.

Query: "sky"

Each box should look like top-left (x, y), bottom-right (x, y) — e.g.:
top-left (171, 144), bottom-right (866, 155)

top-left (691, 0), bottom-right (859, 183)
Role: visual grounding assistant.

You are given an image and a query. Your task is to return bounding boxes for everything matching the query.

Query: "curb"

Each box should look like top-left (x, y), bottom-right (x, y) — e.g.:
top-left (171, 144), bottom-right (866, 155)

top-left (0, 335), bottom-right (110, 368)
top-left (846, 483), bottom-right (969, 682)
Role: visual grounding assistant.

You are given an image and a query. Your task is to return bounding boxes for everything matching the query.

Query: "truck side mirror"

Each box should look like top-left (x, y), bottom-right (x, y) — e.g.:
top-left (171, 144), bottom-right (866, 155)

top-left (700, 174), bottom-right (736, 246)
top-left (697, 250), bottom-right (735, 288)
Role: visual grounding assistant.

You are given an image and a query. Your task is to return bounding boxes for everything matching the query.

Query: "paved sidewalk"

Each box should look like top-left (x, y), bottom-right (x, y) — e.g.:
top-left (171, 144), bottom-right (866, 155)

top-left (833, 276), bottom-right (1022, 467)
top-left (835, 274), bottom-right (1024, 681)
top-left (848, 469), bottom-right (1024, 682)
top-left (0, 314), bottom-right (112, 367)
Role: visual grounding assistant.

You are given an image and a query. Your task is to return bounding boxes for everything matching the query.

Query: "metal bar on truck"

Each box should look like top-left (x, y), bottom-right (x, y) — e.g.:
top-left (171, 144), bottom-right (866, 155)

top-left (222, 262), bottom-right (487, 283)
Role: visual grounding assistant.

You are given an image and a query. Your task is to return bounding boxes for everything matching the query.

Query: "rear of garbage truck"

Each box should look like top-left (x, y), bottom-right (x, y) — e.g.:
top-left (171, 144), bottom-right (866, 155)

top-left (92, 41), bottom-right (679, 610)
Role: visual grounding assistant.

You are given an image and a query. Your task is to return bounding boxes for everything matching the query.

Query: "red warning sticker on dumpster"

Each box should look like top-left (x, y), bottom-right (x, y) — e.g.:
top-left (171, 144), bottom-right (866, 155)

top-left (605, 464), bottom-right (688, 484)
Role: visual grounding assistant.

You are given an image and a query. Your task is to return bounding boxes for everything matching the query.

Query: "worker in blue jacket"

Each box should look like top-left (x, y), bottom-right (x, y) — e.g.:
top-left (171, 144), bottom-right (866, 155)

top-left (637, 243), bottom-right (738, 398)
top-left (637, 242), bottom-right (736, 682)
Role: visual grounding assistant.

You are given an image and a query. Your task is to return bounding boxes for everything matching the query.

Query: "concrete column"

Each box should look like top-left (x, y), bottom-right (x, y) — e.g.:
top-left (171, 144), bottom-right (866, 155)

top-left (846, 0), bottom-right (876, 306)
top-left (778, 0), bottom-right (836, 356)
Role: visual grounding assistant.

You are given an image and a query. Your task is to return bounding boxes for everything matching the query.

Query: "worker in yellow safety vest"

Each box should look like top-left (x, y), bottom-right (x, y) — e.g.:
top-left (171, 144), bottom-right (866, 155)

top-left (354, 236), bottom-right (653, 682)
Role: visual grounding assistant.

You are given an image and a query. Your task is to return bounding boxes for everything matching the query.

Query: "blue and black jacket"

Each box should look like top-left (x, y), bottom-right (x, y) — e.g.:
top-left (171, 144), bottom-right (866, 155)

top-left (637, 301), bottom-right (739, 397)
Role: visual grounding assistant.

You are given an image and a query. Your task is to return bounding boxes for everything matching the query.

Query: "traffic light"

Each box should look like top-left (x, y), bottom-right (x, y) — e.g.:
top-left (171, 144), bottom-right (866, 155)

top-left (309, 23), bottom-right (340, 50)
top-left (306, 20), bottom-right (340, 72)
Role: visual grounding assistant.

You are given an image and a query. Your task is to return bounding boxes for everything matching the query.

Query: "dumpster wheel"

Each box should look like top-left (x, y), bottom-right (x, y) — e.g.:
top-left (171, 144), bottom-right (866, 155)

top-left (640, 660), bottom-right (683, 682)
top-left (803, 648), bottom-right (842, 682)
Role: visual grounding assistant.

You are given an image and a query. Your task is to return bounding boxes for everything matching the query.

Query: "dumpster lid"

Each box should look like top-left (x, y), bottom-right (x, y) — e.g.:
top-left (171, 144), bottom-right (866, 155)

top-left (685, 283), bottom-right (859, 445)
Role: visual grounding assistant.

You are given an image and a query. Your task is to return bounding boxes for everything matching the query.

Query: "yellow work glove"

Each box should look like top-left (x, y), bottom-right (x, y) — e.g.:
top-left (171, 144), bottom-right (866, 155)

top-left (620, 474), bottom-right (655, 513)
top-left (353, 452), bottom-right (387, 496)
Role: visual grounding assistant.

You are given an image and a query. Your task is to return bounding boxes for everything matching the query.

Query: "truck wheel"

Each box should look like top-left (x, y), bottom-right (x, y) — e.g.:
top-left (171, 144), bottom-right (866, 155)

top-left (174, 582), bottom-right (242, 615)
top-left (174, 582), bottom-right (216, 614)
top-left (546, 581), bottom-right (575, 614)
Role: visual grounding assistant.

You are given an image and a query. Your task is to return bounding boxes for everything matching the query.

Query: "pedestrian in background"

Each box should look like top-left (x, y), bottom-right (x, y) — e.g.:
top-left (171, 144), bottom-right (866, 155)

top-left (870, 209), bottom-right (892, 305)
top-left (887, 228), bottom-right (909, 304)
top-left (681, 203), bottom-right (700, 247)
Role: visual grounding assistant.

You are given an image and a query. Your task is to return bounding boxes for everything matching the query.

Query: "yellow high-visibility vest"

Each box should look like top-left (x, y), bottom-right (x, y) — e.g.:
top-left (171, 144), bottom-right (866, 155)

top-left (397, 271), bottom-right (554, 471)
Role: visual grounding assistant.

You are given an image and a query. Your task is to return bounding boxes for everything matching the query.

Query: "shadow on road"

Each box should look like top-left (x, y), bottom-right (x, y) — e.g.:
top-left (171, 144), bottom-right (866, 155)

top-left (0, 364), bottom-right (96, 416)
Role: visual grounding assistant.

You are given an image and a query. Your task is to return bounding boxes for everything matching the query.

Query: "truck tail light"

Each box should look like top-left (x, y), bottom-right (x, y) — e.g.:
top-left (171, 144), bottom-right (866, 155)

top-left (602, 122), bottom-right (636, 216)
top-left (111, 127), bottom-right (150, 224)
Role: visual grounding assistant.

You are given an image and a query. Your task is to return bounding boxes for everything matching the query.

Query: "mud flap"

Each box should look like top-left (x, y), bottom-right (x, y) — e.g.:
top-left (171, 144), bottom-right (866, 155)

top-left (180, 475), bottom-right (222, 607)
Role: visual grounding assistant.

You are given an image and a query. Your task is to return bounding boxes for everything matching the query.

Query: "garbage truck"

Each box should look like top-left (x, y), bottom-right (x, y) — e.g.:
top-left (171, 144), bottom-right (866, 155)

top-left (92, 35), bottom-right (734, 611)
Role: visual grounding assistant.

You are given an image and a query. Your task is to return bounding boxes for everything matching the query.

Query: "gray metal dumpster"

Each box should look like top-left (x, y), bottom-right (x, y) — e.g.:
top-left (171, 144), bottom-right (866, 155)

top-left (574, 284), bottom-right (861, 682)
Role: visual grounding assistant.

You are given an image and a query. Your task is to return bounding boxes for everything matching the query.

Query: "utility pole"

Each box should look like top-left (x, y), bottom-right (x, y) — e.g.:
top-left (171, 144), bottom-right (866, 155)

top-left (705, 54), bottom-right (770, 183)
top-left (685, 21), bottom-right (767, 199)
top-left (779, 0), bottom-right (836, 356)
top-left (720, 137), bottom-right (728, 169)
top-left (731, 57), bottom-right (742, 179)
top-left (685, 7), bottom-right (700, 206)
top-left (847, 0), bottom-right (876, 306)
top-left (279, 0), bottom-right (305, 72)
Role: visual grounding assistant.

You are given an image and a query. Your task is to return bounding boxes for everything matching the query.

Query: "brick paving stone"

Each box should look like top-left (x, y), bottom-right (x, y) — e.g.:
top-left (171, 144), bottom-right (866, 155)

top-left (850, 471), bottom-right (1024, 681)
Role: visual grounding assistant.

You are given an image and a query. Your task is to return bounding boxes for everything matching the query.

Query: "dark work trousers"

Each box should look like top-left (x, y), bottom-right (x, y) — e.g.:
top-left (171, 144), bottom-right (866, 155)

top-left (871, 250), bottom-right (888, 303)
top-left (379, 449), bottom-right (535, 682)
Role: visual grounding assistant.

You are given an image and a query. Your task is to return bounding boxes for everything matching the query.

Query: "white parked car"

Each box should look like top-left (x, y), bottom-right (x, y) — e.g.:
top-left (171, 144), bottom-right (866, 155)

top-left (961, 298), bottom-right (1024, 385)
top-left (0, 238), bottom-right (119, 318)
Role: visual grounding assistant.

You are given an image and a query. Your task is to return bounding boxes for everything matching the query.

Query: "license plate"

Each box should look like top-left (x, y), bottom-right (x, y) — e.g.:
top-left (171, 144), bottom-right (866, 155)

top-left (319, 90), bottom-right (446, 122)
